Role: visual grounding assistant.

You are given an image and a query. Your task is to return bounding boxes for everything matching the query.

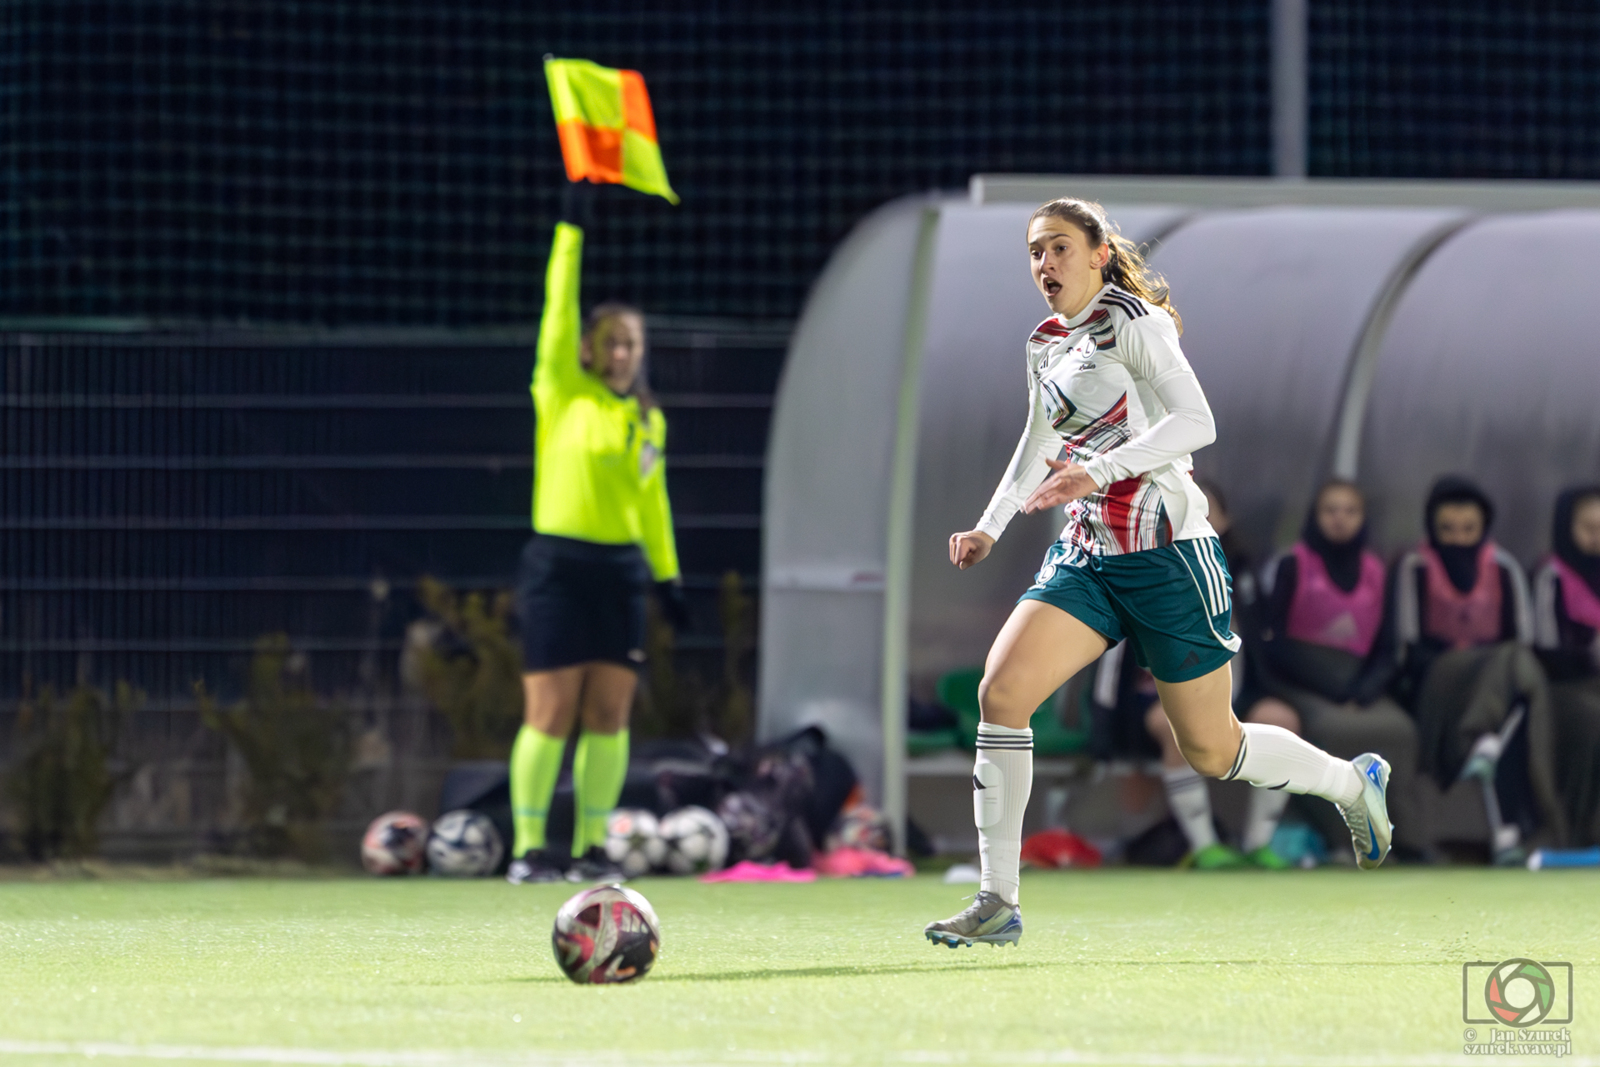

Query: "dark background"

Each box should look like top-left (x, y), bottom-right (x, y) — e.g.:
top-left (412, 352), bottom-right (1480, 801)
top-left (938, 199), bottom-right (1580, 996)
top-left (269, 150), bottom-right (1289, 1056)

top-left (5, 0), bottom-right (1600, 711)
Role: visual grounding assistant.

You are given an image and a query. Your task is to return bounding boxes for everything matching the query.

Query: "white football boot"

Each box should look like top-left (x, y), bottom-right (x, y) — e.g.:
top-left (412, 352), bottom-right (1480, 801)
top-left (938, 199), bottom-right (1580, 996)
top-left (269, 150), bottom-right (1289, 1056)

top-left (1341, 753), bottom-right (1393, 870)
top-left (924, 891), bottom-right (1022, 948)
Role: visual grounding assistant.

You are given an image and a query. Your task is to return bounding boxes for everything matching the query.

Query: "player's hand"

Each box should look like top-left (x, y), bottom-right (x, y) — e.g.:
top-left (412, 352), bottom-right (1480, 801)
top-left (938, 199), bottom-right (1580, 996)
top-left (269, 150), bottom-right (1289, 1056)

top-left (949, 530), bottom-right (995, 570)
top-left (1023, 458), bottom-right (1100, 514)
top-left (654, 580), bottom-right (692, 632)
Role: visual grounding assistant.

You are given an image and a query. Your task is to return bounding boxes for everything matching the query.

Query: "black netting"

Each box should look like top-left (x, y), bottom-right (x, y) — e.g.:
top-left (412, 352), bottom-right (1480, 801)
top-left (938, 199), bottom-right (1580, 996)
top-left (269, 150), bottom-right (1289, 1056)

top-left (0, 1), bottom-right (1272, 326)
top-left (1310, 1), bottom-right (1600, 178)
top-left (0, 324), bottom-right (783, 703)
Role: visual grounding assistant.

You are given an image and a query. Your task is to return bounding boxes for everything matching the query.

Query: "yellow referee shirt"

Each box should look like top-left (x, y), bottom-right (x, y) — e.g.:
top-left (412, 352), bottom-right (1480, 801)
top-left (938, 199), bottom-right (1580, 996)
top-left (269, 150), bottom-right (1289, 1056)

top-left (531, 222), bottom-right (679, 582)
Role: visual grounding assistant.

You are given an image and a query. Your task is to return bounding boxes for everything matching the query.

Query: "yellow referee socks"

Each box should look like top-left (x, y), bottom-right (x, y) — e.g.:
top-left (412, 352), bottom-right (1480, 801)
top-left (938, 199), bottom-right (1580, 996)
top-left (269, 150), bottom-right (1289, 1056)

top-left (571, 729), bottom-right (630, 857)
top-left (509, 725), bottom-right (565, 857)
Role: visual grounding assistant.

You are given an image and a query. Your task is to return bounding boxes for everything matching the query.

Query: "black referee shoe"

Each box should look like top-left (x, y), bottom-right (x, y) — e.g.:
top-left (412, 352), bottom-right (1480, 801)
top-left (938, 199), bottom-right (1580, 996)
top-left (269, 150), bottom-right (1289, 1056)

top-left (506, 849), bottom-right (566, 885)
top-left (566, 846), bottom-right (627, 883)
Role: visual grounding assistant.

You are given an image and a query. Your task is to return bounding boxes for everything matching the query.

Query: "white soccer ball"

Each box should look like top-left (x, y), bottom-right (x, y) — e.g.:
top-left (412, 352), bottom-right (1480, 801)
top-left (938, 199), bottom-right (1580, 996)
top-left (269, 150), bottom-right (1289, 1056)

top-left (605, 808), bottom-right (667, 877)
top-left (426, 809), bottom-right (504, 877)
top-left (658, 805), bottom-right (730, 875)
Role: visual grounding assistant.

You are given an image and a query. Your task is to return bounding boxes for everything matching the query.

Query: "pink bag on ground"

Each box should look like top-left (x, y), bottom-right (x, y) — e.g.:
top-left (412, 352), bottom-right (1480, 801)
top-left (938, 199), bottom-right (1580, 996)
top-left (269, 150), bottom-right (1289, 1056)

top-left (698, 860), bottom-right (817, 883)
top-left (813, 846), bottom-right (914, 878)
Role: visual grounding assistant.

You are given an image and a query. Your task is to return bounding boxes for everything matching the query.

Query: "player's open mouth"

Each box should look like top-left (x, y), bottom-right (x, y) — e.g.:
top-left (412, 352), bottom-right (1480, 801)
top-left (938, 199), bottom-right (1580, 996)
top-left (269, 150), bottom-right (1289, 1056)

top-left (1042, 278), bottom-right (1062, 297)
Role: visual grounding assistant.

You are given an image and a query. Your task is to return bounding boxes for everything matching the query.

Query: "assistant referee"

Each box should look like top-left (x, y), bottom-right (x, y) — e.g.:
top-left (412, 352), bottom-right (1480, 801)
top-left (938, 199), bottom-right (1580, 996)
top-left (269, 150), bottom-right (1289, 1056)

top-left (507, 187), bottom-right (688, 885)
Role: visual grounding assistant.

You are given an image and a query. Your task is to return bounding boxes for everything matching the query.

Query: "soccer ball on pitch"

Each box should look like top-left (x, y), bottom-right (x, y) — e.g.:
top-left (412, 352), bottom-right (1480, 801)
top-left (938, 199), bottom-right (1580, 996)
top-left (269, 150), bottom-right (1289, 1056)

top-left (551, 884), bottom-right (661, 984)
top-left (361, 810), bottom-right (429, 875)
top-left (658, 805), bottom-right (730, 874)
top-left (426, 809), bottom-right (504, 877)
top-left (604, 808), bottom-right (667, 878)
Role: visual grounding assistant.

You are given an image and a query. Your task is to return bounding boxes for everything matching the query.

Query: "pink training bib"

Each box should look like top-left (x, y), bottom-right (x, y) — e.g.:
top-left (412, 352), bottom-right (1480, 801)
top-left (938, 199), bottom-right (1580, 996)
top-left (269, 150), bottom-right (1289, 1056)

top-left (1550, 556), bottom-right (1600, 631)
top-left (1285, 541), bottom-right (1386, 658)
top-left (1420, 541), bottom-right (1503, 650)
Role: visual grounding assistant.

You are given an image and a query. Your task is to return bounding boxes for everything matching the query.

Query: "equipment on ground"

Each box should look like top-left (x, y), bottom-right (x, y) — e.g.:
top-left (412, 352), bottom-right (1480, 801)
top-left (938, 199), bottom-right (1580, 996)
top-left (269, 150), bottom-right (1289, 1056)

top-left (552, 884), bottom-right (661, 984)
top-left (361, 811), bottom-right (429, 875)
top-left (604, 808), bottom-right (668, 877)
top-left (426, 809), bottom-right (505, 877)
top-left (658, 805), bottom-right (730, 874)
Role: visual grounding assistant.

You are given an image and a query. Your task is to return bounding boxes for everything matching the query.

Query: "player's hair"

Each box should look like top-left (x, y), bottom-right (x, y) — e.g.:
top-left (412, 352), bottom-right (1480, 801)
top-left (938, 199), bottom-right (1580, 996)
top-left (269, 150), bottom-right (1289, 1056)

top-left (583, 301), bottom-right (656, 412)
top-left (1028, 198), bottom-right (1182, 334)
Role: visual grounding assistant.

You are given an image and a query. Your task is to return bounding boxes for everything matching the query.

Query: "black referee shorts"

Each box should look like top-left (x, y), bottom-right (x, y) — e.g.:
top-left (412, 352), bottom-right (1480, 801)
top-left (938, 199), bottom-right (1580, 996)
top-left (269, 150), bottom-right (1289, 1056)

top-left (515, 534), bottom-right (650, 672)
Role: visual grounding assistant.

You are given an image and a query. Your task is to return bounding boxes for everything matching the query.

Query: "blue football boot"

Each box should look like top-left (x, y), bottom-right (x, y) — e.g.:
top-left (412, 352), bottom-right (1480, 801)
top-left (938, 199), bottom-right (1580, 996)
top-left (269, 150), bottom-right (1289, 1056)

top-left (1342, 753), bottom-right (1393, 870)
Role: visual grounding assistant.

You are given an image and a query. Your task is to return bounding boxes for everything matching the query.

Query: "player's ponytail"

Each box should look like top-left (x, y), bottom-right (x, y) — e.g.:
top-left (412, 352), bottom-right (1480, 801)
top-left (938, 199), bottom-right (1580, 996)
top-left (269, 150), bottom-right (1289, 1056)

top-left (1028, 198), bottom-right (1182, 334)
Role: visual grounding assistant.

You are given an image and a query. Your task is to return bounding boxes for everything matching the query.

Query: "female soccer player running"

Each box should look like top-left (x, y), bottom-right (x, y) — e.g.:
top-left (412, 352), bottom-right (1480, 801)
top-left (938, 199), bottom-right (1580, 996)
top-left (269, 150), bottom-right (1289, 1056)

top-left (506, 186), bottom-right (688, 885)
top-left (924, 199), bottom-right (1393, 947)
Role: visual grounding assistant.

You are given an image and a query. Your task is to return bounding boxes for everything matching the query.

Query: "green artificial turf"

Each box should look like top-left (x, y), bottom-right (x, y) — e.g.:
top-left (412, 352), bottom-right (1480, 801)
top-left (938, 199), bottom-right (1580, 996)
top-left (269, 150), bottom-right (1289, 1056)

top-left (0, 869), bottom-right (1595, 1066)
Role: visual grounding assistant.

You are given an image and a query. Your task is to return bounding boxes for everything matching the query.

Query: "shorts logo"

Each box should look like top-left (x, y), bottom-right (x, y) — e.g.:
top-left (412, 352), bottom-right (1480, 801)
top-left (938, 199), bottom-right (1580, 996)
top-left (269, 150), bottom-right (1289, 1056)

top-left (1034, 563), bottom-right (1058, 587)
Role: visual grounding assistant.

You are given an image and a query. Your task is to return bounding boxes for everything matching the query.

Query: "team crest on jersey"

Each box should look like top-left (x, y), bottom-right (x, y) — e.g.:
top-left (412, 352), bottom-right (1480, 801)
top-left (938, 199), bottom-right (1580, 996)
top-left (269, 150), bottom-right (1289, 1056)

top-left (639, 441), bottom-right (659, 477)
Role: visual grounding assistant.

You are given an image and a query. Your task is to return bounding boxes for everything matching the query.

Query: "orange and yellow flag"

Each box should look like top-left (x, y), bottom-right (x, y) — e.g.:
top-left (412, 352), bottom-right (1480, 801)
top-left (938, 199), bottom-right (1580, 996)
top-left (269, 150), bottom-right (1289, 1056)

top-left (544, 57), bottom-right (679, 205)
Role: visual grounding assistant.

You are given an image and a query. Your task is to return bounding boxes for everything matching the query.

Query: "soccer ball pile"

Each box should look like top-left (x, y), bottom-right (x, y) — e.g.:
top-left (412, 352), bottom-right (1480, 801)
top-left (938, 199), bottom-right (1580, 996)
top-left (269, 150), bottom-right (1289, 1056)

top-left (605, 805), bottom-right (729, 876)
top-left (360, 809), bottom-right (504, 877)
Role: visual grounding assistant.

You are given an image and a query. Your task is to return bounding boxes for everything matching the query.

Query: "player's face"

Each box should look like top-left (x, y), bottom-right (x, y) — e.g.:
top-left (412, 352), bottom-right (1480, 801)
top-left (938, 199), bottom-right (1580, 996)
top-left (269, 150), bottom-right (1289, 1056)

top-left (1315, 486), bottom-right (1365, 544)
top-left (1027, 218), bottom-right (1107, 316)
top-left (1433, 502), bottom-right (1485, 547)
top-left (584, 313), bottom-right (646, 394)
top-left (1571, 497), bottom-right (1600, 555)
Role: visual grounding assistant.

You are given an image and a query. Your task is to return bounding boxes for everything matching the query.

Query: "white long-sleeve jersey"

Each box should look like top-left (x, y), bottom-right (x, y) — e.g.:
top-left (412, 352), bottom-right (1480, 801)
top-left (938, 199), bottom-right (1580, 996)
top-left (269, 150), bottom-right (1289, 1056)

top-left (977, 284), bottom-right (1217, 557)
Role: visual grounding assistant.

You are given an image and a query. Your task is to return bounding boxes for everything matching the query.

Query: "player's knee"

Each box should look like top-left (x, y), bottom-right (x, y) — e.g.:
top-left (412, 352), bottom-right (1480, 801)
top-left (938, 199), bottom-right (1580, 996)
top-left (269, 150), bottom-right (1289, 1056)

top-left (1178, 736), bottom-right (1238, 778)
top-left (1245, 697), bottom-right (1300, 734)
top-left (977, 671), bottom-right (1032, 727)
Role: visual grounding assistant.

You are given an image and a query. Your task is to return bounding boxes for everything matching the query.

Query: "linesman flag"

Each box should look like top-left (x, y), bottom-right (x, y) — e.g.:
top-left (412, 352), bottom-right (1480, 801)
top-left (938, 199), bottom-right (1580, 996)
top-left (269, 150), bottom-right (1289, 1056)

top-left (544, 57), bottom-right (679, 205)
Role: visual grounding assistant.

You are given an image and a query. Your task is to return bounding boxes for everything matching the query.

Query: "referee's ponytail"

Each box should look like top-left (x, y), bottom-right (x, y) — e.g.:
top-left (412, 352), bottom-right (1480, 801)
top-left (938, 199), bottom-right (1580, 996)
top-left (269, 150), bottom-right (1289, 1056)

top-left (1028, 198), bottom-right (1182, 334)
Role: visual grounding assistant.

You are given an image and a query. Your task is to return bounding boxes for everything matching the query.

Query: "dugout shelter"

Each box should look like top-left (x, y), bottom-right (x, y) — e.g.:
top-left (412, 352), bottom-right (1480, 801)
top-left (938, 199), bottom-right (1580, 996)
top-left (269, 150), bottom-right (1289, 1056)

top-left (760, 176), bottom-right (1600, 849)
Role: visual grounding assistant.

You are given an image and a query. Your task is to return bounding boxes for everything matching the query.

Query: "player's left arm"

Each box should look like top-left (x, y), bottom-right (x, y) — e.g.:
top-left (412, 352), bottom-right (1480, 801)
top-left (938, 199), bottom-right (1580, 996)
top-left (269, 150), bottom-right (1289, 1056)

top-left (1024, 314), bottom-right (1215, 512)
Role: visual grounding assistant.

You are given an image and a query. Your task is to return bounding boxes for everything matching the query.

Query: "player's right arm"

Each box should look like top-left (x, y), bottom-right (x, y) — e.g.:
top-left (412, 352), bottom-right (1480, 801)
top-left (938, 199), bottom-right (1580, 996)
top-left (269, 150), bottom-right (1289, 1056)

top-left (532, 222), bottom-right (586, 402)
top-left (950, 361), bottom-right (1057, 569)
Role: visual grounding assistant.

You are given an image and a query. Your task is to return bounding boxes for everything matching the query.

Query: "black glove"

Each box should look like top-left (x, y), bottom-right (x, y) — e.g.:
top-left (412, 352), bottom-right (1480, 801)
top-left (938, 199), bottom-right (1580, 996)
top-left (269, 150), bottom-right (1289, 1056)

top-left (560, 180), bottom-right (594, 230)
top-left (654, 580), bottom-right (691, 632)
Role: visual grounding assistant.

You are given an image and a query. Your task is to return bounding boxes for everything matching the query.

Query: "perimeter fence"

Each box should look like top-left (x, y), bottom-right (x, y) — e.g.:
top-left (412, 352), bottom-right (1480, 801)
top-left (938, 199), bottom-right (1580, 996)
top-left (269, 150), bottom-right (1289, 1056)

top-left (0, 319), bottom-right (783, 856)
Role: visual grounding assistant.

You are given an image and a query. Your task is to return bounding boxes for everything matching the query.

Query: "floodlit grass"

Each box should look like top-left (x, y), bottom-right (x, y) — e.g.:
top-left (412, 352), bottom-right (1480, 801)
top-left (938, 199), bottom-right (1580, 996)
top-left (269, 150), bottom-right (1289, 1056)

top-left (0, 869), bottom-right (1595, 1066)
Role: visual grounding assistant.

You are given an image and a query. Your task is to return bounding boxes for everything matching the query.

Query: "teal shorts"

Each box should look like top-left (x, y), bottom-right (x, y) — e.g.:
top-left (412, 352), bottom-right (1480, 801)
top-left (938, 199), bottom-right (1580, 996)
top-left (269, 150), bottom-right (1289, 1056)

top-left (1018, 538), bottom-right (1241, 683)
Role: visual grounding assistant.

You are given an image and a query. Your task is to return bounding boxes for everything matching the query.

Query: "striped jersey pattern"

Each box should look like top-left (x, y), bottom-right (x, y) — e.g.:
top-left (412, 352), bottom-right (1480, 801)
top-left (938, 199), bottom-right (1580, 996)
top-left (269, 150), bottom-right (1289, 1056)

top-left (1025, 288), bottom-right (1176, 555)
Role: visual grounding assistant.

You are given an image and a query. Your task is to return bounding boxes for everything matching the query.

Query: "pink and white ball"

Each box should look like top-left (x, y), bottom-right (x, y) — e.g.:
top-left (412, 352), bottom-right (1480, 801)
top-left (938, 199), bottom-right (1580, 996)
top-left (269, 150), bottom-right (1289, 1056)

top-left (361, 810), bottom-right (429, 875)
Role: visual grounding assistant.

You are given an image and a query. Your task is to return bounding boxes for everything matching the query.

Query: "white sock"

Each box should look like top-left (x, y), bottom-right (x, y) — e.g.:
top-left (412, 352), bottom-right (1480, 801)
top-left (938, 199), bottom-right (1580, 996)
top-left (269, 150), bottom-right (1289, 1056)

top-left (1223, 723), bottom-right (1362, 808)
top-left (1161, 766), bottom-right (1217, 851)
top-left (974, 722), bottom-right (1032, 906)
top-left (1241, 786), bottom-right (1292, 852)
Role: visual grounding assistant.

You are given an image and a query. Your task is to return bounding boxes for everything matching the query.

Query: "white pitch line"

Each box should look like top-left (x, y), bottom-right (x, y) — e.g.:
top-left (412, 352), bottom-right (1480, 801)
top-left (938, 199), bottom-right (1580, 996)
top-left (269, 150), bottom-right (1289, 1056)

top-left (0, 1040), bottom-right (1594, 1067)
